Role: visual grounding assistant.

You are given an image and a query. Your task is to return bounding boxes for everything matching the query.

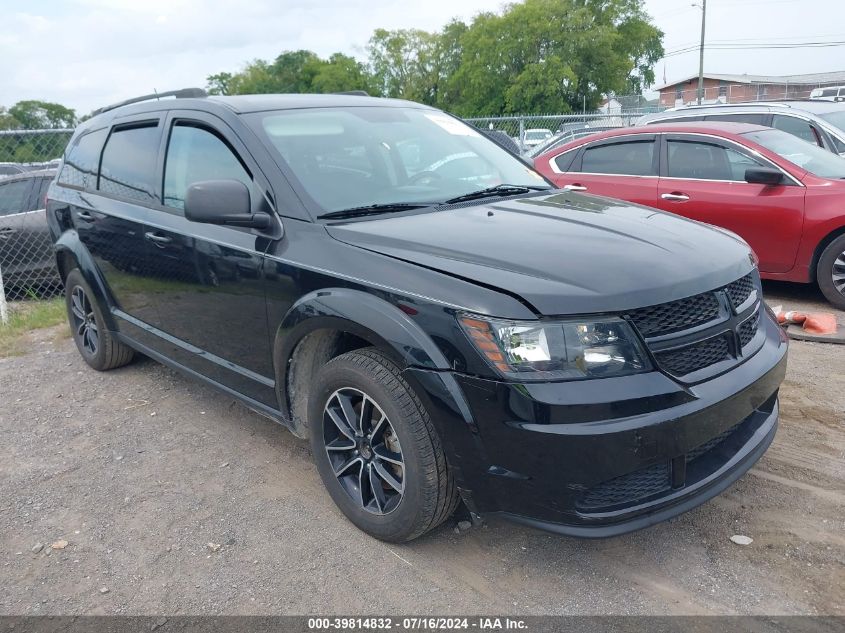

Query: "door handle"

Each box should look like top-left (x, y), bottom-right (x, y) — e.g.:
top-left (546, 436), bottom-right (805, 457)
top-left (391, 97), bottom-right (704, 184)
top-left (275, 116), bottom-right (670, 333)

top-left (661, 192), bottom-right (690, 202)
top-left (563, 184), bottom-right (587, 192)
top-left (144, 231), bottom-right (172, 245)
top-left (77, 211), bottom-right (94, 221)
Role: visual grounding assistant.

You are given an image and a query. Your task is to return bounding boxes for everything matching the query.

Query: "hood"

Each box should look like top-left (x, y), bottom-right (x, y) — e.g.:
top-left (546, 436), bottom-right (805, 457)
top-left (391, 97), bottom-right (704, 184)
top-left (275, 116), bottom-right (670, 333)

top-left (326, 192), bottom-right (756, 315)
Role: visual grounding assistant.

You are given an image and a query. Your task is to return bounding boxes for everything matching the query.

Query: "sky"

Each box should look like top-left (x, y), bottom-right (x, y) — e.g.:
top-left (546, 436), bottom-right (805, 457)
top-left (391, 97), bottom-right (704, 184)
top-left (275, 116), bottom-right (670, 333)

top-left (1, 0), bottom-right (843, 115)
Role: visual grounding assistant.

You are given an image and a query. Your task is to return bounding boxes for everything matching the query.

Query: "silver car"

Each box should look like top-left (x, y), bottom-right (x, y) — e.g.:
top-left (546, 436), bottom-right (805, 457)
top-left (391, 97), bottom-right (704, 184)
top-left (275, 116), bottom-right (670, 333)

top-left (636, 101), bottom-right (845, 156)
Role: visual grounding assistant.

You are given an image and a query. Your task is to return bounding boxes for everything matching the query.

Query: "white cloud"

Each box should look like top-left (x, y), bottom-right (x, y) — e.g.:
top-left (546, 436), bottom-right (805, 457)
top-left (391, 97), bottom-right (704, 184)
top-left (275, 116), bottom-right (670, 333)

top-left (4, 0), bottom-right (843, 116)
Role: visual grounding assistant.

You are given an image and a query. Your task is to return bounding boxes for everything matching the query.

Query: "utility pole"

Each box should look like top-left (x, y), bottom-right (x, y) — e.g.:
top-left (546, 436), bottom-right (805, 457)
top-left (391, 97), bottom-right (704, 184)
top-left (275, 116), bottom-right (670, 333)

top-left (695, 0), bottom-right (707, 105)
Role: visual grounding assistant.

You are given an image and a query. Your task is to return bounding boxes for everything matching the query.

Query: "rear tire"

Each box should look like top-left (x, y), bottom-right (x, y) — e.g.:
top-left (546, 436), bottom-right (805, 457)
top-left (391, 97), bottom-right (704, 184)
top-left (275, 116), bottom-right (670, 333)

top-left (816, 235), bottom-right (845, 310)
top-left (65, 269), bottom-right (134, 371)
top-left (308, 348), bottom-right (459, 542)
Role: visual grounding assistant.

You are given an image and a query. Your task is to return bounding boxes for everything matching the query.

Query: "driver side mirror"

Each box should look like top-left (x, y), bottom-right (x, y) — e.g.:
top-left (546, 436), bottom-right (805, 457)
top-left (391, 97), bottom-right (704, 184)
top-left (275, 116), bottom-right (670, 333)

top-left (744, 167), bottom-right (783, 186)
top-left (185, 180), bottom-right (272, 229)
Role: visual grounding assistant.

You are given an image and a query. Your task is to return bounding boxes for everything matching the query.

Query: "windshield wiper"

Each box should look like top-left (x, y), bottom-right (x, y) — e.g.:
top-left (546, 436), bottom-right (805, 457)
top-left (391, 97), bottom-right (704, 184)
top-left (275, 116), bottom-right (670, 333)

top-left (444, 184), bottom-right (551, 205)
top-left (317, 202), bottom-right (433, 220)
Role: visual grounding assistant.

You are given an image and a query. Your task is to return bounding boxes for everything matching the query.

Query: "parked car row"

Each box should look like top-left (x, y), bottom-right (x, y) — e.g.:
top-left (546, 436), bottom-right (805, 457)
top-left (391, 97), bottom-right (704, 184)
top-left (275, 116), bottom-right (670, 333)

top-left (531, 100), bottom-right (845, 310)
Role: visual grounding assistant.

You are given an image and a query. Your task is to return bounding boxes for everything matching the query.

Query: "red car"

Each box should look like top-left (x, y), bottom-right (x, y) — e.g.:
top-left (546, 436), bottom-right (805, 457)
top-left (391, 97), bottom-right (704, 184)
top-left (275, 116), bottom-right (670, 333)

top-left (534, 122), bottom-right (845, 309)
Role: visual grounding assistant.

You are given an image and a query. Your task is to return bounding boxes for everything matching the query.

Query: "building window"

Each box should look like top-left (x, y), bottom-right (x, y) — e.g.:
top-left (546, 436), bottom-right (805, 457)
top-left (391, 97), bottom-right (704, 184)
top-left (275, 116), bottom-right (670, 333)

top-left (675, 86), bottom-right (683, 100)
top-left (718, 83), bottom-right (727, 97)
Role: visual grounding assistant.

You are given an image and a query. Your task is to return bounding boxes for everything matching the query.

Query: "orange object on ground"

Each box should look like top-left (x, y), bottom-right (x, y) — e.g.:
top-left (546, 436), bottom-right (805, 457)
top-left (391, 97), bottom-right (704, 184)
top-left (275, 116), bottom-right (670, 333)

top-left (802, 313), bottom-right (838, 335)
top-left (777, 310), bottom-right (807, 325)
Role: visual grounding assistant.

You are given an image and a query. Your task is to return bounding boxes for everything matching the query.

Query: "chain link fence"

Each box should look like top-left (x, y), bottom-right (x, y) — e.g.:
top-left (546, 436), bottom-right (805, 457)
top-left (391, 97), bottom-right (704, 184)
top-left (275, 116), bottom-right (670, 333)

top-left (0, 129), bottom-right (72, 323)
top-left (464, 112), bottom-right (649, 155)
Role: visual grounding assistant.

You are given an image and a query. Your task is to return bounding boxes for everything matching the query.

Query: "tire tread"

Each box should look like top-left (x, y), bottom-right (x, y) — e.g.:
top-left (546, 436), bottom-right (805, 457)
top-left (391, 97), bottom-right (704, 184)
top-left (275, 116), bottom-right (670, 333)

top-left (322, 348), bottom-right (459, 541)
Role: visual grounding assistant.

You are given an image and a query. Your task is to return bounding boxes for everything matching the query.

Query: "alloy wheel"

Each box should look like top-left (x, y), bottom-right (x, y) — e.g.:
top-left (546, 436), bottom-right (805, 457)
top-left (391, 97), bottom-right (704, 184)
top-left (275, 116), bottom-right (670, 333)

top-left (322, 387), bottom-right (405, 515)
top-left (69, 286), bottom-right (99, 356)
top-left (832, 251), bottom-right (845, 295)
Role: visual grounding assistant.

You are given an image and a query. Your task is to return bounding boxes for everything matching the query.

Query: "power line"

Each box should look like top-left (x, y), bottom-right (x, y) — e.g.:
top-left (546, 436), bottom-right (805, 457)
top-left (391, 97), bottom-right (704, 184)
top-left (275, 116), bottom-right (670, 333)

top-left (661, 40), bottom-right (845, 59)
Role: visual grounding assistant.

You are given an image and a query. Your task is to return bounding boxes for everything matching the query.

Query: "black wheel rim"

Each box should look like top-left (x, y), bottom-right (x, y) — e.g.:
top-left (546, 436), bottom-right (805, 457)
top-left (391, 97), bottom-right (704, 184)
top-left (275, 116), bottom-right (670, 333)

top-left (69, 286), bottom-right (99, 356)
top-left (833, 251), bottom-right (845, 295)
top-left (322, 387), bottom-right (405, 515)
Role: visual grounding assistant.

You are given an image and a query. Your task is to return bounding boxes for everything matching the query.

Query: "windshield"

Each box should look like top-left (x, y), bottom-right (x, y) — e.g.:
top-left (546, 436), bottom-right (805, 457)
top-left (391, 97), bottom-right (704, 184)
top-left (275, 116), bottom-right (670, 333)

top-left (249, 107), bottom-right (548, 214)
top-left (819, 109), bottom-right (845, 132)
top-left (525, 130), bottom-right (552, 140)
top-left (818, 110), bottom-right (845, 153)
top-left (742, 128), bottom-right (845, 179)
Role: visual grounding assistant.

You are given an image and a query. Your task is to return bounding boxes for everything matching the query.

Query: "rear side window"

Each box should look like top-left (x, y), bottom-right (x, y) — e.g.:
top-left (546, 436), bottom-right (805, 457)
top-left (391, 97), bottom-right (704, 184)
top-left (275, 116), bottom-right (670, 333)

top-left (0, 179), bottom-right (32, 215)
top-left (771, 115), bottom-right (821, 146)
top-left (578, 140), bottom-right (656, 176)
top-left (703, 113), bottom-right (768, 125)
top-left (58, 128), bottom-right (107, 190)
top-left (98, 124), bottom-right (160, 202)
top-left (163, 124), bottom-right (252, 210)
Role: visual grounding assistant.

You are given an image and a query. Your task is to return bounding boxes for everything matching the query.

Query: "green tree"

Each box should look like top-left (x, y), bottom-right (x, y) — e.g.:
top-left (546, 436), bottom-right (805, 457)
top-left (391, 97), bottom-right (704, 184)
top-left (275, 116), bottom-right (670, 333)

top-left (311, 53), bottom-right (375, 94)
top-left (206, 72), bottom-right (235, 96)
top-left (367, 28), bottom-right (439, 103)
top-left (0, 107), bottom-right (22, 131)
top-left (448, 0), bottom-right (663, 116)
top-left (7, 100), bottom-right (76, 129)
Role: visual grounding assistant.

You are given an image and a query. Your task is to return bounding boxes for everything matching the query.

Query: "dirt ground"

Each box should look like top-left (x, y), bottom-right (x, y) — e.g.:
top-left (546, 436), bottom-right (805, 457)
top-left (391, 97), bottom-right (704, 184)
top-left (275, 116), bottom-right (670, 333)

top-left (0, 281), bottom-right (842, 616)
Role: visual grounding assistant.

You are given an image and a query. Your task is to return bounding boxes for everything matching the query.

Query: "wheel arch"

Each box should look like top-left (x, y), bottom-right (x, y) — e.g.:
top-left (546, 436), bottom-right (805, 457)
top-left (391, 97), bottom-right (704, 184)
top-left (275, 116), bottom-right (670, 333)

top-left (54, 230), bottom-right (117, 330)
top-left (810, 224), bottom-right (845, 280)
top-left (273, 288), bottom-right (451, 438)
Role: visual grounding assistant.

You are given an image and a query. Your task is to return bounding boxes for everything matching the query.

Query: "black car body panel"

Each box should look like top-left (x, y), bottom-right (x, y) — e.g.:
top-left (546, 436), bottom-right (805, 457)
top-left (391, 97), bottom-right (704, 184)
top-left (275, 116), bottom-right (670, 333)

top-left (326, 192), bottom-right (756, 315)
top-left (46, 93), bottom-right (787, 538)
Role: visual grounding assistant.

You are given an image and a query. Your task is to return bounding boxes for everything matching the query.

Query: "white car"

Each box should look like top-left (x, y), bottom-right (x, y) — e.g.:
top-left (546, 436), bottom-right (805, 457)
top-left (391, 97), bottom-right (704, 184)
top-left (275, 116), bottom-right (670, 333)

top-left (810, 86), bottom-right (845, 102)
top-left (521, 128), bottom-right (553, 148)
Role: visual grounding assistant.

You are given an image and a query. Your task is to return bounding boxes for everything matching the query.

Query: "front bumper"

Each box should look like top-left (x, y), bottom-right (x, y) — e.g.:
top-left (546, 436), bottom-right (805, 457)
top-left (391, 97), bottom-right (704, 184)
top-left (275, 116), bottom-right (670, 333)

top-left (406, 309), bottom-right (787, 537)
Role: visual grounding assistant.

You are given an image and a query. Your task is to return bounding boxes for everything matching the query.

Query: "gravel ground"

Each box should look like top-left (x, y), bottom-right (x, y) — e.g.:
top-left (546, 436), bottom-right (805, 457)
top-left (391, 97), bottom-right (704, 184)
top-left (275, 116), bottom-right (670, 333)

top-left (0, 281), bottom-right (842, 616)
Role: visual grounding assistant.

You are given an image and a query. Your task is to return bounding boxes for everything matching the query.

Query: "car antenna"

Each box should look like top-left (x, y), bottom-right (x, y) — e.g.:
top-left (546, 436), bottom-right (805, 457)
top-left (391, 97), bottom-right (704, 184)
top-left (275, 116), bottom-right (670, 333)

top-left (153, 88), bottom-right (160, 101)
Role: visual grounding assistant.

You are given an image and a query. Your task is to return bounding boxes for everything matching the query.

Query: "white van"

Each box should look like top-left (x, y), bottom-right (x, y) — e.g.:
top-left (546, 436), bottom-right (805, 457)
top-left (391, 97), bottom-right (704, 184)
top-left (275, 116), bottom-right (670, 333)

top-left (810, 86), bottom-right (845, 102)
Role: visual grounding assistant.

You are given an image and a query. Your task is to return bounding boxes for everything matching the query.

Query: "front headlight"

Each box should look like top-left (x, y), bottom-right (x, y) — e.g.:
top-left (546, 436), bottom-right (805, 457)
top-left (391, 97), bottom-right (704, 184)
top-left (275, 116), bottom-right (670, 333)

top-left (459, 315), bottom-right (651, 381)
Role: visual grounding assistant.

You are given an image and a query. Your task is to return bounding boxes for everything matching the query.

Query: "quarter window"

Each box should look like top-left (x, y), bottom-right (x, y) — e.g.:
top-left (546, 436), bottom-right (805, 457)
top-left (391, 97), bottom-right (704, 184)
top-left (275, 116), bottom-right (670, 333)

top-left (58, 128), bottom-right (107, 190)
top-left (0, 180), bottom-right (31, 215)
top-left (163, 124), bottom-right (251, 210)
top-left (771, 115), bottom-right (821, 146)
top-left (553, 149), bottom-right (578, 172)
top-left (666, 140), bottom-right (765, 181)
top-left (578, 140), bottom-right (656, 176)
top-left (99, 124), bottom-right (160, 202)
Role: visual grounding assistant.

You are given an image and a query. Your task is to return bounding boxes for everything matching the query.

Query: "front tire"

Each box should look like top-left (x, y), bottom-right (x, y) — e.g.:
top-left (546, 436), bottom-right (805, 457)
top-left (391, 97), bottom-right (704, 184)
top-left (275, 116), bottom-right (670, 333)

top-left (65, 269), bottom-right (134, 371)
top-left (817, 235), bottom-right (845, 310)
top-left (309, 349), bottom-right (459, 542)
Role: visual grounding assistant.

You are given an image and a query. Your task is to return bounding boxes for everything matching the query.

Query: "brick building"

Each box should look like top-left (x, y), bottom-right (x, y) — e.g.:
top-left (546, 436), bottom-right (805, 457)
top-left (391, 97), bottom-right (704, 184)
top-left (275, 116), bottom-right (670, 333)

top-left (656, 71), bottom-right (845, 107)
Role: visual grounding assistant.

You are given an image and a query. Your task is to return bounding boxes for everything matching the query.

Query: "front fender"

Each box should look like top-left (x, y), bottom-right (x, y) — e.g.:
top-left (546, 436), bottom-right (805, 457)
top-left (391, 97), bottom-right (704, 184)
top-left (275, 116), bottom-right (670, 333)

top-left (54, 230), bottom-right (117, 330)
top-left (273, 288), bottom-right (452, 416)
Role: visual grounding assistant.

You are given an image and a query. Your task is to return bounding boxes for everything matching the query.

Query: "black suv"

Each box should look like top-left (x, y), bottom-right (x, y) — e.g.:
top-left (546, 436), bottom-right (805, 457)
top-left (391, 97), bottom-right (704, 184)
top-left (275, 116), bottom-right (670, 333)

top-left (47, 90), bottom-right (787, 542)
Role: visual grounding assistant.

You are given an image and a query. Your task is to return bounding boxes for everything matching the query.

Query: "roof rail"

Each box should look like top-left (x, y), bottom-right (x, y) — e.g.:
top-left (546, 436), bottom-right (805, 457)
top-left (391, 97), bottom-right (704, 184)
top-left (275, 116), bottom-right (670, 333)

top-left (667, 101), bottom-right (798, 112)
top-left (332, 90), bottom-right (370, 96)
top-left (91, 88), bottom-right (208, 117)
